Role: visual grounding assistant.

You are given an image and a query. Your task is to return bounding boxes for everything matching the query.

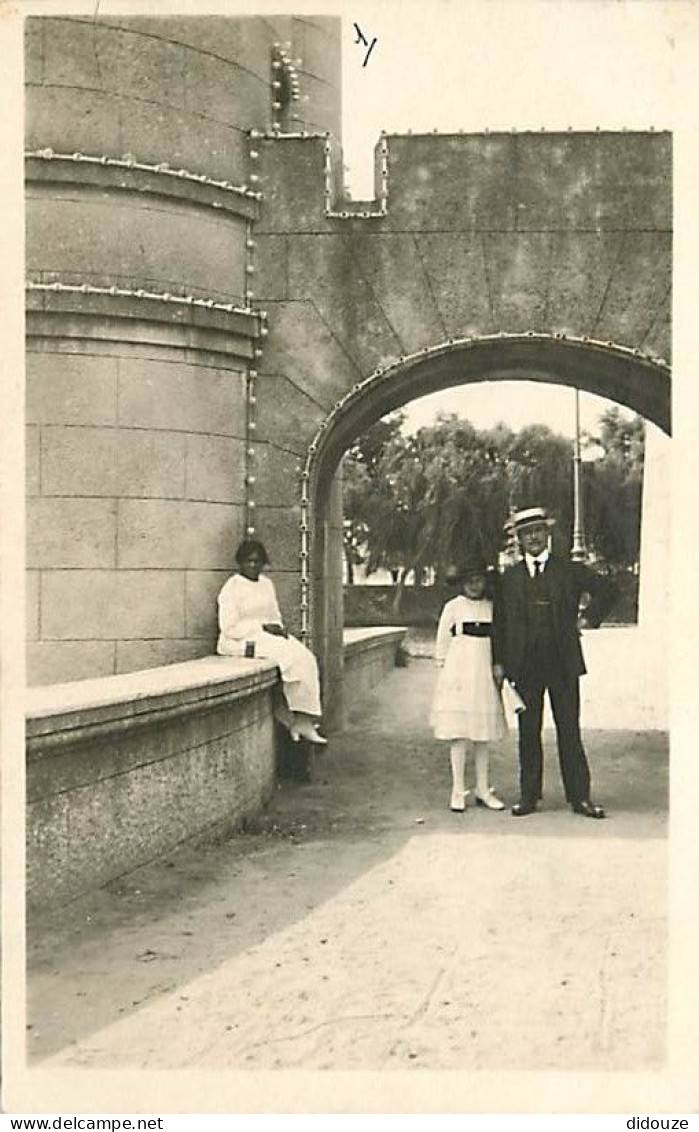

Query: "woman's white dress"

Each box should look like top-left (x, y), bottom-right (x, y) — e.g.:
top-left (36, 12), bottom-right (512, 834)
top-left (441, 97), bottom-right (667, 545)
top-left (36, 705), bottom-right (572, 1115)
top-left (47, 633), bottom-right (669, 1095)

top-left (217, 573), bottom-right (321, 717)
top-left (430, 595), bottom-right (507, 741)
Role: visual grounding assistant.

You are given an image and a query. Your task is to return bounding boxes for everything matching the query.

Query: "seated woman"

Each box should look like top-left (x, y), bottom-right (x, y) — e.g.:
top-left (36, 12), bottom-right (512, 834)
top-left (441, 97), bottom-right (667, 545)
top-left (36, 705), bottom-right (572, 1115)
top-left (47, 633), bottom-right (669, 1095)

top-left (217, 539), bottom-right (327, 745)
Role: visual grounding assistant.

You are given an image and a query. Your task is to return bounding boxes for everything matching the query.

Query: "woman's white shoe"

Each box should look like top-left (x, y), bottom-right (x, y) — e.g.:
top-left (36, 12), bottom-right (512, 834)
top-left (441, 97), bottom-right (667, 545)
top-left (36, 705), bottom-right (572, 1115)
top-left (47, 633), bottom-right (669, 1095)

top-left (294, 723), bottom-right (327, 745)
top-left (450, 789), bottom-right (469, 813)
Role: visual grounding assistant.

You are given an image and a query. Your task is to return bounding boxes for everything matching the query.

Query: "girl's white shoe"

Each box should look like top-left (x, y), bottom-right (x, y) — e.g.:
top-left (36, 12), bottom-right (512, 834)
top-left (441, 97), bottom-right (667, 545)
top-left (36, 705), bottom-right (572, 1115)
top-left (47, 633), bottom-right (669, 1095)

top-left (475, 788), bottom-right (506, 811)
top-left (450, 789), bottom-right (469, 813)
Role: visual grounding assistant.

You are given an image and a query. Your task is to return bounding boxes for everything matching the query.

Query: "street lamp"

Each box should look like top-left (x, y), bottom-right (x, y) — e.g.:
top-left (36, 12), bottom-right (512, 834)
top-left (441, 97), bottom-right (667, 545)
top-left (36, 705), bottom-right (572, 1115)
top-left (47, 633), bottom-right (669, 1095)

top-left (571, 389), bottom-right (606, 561)
top-left (571, 388), bottom-right (587, 561)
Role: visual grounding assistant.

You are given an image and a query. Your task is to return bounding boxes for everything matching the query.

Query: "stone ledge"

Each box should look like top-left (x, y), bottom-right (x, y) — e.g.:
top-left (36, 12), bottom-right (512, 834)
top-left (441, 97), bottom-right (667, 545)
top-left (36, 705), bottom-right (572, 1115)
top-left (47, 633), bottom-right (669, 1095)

top-left (342, 626), bottom-right (407, 657)
top-left (27, 629), bottom-right (408, 753)
top-left (26, 287), bottom-right (260, 335)
top-left (25, 284), bottom-right (264, 366)
top-left (26, 309), bottom-right (257, 364)
top-left (26, 656), bottom-right (280, 754)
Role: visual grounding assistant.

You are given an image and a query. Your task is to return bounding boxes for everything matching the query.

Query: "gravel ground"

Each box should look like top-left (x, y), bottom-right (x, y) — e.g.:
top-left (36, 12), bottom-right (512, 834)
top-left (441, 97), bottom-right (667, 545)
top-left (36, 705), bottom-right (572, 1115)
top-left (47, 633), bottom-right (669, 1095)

top-left (27, 659), bottom-right (668, 1075)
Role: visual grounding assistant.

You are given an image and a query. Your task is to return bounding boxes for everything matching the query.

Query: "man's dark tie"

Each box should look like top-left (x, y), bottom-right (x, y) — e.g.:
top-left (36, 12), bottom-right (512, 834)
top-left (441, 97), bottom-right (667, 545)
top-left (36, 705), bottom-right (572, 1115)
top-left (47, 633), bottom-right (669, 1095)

top-left (534, 561), bottom-right (542, 577)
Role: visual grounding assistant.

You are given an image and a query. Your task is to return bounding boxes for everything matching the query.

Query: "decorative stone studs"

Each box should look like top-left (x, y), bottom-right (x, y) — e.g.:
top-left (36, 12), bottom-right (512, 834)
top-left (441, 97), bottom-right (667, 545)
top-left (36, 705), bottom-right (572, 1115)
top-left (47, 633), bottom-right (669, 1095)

top-left (271, 42), bottom-right (303, 129)
top-left (26, 279), bottom-right (260, 320)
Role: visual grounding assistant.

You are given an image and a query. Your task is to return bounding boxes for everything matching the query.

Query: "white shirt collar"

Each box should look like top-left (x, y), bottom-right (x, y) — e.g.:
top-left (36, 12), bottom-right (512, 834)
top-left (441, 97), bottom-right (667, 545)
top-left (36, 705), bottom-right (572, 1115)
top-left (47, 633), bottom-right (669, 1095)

top-left (524, 546), bottom-right (550, 577)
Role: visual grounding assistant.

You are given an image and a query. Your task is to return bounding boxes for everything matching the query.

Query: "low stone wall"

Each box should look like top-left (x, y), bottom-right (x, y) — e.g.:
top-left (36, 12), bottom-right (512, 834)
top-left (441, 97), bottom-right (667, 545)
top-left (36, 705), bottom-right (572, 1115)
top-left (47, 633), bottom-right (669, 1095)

top-left (342, 628), bottom-right (407, 711)
top-left (26, 657), bottom-right (280, 912)
top-left (26, 629), bottom-right (407, 911)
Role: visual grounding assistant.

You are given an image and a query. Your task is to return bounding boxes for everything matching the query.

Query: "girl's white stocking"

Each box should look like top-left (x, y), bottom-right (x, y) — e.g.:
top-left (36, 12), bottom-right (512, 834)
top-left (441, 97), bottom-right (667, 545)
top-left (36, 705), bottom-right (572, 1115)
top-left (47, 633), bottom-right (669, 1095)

top-left (475, 742), bottom-right (490, 798)
top-left (450, 740), bottom-right (467, 796)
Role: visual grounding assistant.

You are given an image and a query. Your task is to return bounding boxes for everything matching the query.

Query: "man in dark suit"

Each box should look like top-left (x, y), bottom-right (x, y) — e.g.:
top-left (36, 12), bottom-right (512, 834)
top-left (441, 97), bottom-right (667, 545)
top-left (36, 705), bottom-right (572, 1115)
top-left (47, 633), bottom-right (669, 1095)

top-left (492, 506), bottom-right (617, 818)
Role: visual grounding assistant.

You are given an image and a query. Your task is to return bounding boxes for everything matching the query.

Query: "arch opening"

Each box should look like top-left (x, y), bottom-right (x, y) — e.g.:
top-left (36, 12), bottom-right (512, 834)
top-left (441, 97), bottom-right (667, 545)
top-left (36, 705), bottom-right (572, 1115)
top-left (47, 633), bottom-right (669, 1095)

top-left (303, 336), bottom-right (670, 728)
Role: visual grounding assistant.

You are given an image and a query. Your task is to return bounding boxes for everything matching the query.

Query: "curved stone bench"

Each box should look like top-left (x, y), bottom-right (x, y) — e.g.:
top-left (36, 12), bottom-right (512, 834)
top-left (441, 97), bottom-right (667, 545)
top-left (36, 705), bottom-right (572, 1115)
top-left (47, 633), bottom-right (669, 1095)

top-left (27, 629), bottom-right (407, 911)
top-left (26, 656), bottom-right (280, 912)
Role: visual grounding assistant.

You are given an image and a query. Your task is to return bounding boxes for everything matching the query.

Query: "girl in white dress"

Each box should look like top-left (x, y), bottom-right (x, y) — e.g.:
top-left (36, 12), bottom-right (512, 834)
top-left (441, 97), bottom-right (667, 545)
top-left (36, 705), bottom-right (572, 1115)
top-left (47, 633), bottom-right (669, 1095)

top-left (217, 539), bottom-right (326, 745)
top-left (431, 558), bottom-right (506, 812)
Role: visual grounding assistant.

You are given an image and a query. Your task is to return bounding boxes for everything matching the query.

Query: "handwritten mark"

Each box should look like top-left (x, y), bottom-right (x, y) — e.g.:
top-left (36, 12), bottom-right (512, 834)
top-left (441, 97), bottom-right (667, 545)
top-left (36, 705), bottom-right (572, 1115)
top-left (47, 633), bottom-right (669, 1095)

top-left (353, 22), bottom-right (377, 67)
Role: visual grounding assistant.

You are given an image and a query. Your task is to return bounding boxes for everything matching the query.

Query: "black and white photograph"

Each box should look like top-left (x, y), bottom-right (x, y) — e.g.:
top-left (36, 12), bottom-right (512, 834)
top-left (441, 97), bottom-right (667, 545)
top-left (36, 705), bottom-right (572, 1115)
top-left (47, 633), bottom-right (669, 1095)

top-left (2, 0), bottom-right (698, 1116)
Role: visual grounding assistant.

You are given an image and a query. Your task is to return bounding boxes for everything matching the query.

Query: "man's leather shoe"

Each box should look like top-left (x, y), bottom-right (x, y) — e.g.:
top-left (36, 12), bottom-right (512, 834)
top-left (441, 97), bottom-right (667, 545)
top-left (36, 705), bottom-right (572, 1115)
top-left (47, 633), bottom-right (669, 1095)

top-left (511, 799), bottom-right (537, 816)
top-left (572, 800), bottom-right (606, 819)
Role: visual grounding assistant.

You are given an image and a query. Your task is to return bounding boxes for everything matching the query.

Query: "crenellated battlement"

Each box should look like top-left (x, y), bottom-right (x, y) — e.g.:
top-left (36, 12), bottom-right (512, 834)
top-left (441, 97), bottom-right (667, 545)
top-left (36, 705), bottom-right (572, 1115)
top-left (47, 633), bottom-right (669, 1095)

top-left (252, 129), bottom-right (671, 397)
top-left (253, 129), bottom-right (671, 234)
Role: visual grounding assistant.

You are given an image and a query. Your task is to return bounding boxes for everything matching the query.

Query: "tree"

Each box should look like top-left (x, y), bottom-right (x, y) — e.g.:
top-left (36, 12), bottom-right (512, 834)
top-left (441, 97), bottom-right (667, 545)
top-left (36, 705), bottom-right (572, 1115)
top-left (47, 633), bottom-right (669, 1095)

top-left (410, 415), bottom-right (510, 571)
top-left (341, 413), bottom-right (406, 582)
top-left (584, 408), bottom-right (645, 569)
top-left (347, 414), bottom-right (523, 604)
top-left (341, 458), bottom-right (371, 583)
top-left (361, 428), bottom-right (430, 592)
top-left (504, 423), bottom-right (575, 556)
top-left (596, 406), bottom-right (645, 467)
top-left (342, 406), bottom-right (644, 596)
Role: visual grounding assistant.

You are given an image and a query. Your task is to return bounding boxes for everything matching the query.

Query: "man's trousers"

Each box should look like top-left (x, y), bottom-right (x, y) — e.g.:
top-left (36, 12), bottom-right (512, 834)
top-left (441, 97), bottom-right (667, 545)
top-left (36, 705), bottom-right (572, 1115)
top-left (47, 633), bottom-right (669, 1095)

top-left (515, 668), bottom-right (591, 805)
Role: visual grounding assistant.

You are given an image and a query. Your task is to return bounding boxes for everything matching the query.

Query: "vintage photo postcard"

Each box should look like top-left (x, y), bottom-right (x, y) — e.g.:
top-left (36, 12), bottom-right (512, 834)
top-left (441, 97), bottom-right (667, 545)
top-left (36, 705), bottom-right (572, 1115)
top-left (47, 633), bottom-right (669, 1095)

top-left (2, 0), bottom-right (699, 1116)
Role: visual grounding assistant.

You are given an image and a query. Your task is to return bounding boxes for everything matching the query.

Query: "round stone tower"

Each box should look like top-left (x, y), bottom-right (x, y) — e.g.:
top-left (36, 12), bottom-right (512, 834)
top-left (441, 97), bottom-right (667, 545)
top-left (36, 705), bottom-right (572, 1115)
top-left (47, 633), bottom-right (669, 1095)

top-left (25, 15), bottom-right (342, 684)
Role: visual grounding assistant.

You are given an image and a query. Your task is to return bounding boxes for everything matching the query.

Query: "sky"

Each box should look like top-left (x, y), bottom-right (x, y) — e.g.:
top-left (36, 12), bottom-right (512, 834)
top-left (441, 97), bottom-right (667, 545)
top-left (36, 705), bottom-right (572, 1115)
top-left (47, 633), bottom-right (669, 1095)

top-left (340, 1), bottom-right (677, 196)
top-left (337, 0), bottom-right (677, 437)
top-left (399, 382), bottom-right (627, 441)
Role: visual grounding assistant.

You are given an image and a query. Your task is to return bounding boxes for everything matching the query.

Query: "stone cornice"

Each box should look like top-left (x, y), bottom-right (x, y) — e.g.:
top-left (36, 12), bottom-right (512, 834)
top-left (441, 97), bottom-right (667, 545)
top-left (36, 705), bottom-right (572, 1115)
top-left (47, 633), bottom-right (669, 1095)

top-left (26, 281), bottom-right (269, 362)
top-left (25, 150), bottom-right (262, 220)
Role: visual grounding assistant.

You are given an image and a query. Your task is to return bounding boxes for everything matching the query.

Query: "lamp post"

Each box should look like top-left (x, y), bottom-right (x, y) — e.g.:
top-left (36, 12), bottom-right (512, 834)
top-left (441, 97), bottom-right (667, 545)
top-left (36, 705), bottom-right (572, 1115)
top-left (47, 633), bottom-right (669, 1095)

top-left (571, 388), bottom-right (587, 561)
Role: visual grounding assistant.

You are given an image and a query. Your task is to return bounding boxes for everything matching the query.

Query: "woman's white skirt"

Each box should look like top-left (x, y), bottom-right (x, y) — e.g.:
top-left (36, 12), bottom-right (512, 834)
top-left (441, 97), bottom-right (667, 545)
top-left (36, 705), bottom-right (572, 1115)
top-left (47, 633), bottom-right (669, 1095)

top-left (219, 631), bottom-right (322, 717)
top-left (431, 636), bottom-right (507, 741)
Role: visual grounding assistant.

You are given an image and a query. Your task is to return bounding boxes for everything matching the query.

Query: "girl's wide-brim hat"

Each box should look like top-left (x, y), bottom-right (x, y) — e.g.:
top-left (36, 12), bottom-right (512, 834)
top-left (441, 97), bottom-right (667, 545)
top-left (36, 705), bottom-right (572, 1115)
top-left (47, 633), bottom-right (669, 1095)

top-left (448, 555), bottom-right (490, 582)
top-left (508, 506), bottom-right (556, 534)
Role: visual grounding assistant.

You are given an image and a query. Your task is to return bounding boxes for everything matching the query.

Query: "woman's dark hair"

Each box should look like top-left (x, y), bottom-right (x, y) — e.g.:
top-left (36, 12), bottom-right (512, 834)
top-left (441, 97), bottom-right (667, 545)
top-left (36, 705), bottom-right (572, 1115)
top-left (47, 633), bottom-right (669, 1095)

top-left (235, 539), bottom-right (269, 566)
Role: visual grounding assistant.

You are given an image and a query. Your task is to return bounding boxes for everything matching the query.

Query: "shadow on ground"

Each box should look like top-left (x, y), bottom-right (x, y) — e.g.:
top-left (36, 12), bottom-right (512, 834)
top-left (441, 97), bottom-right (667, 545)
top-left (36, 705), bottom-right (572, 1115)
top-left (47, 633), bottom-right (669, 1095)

top-left (27, 660), bottom-right (668, 1067)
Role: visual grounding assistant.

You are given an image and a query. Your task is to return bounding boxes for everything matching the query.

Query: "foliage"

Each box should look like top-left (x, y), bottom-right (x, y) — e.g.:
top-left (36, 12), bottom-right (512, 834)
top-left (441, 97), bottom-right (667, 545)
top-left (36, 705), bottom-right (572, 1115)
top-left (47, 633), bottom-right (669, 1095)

top-left (341, 413), bottom-right (405, 582)
top-left (343, 405), bottom-right (645, 585)
top-left (584, 407), bottom-right (645, 568)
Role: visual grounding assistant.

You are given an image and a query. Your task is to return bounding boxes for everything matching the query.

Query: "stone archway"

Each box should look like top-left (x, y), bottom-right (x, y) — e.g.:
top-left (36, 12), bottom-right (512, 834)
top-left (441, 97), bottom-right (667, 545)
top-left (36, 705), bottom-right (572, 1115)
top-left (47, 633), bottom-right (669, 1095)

top-left (300, 334), bottom-right (671, 727)
top-left (251, 130), bottom-right (670, 691)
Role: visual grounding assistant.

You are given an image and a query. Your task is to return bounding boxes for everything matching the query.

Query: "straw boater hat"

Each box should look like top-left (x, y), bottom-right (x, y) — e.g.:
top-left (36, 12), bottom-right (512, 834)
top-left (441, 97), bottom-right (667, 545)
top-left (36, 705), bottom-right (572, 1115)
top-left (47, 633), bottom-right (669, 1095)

top-left (508, 506), bottom-right (556, 535)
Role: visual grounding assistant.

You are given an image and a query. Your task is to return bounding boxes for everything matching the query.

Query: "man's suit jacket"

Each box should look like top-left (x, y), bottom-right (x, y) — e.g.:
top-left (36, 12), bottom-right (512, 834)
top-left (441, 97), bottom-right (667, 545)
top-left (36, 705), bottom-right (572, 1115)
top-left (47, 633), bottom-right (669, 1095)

top-left (491, 556), bottom-right (618, 684)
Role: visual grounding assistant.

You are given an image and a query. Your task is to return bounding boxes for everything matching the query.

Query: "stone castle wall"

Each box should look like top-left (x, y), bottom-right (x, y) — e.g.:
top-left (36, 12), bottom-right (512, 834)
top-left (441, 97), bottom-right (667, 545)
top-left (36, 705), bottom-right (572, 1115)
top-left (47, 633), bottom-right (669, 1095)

top-left (25, 18), bottom-right (671, 701)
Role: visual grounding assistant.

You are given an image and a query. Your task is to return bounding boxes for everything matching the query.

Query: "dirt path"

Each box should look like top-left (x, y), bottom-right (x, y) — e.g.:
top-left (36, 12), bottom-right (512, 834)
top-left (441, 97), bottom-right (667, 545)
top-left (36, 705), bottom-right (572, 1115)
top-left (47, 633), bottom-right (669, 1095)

top-left (28, 660), bottom-right (668, 1072)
